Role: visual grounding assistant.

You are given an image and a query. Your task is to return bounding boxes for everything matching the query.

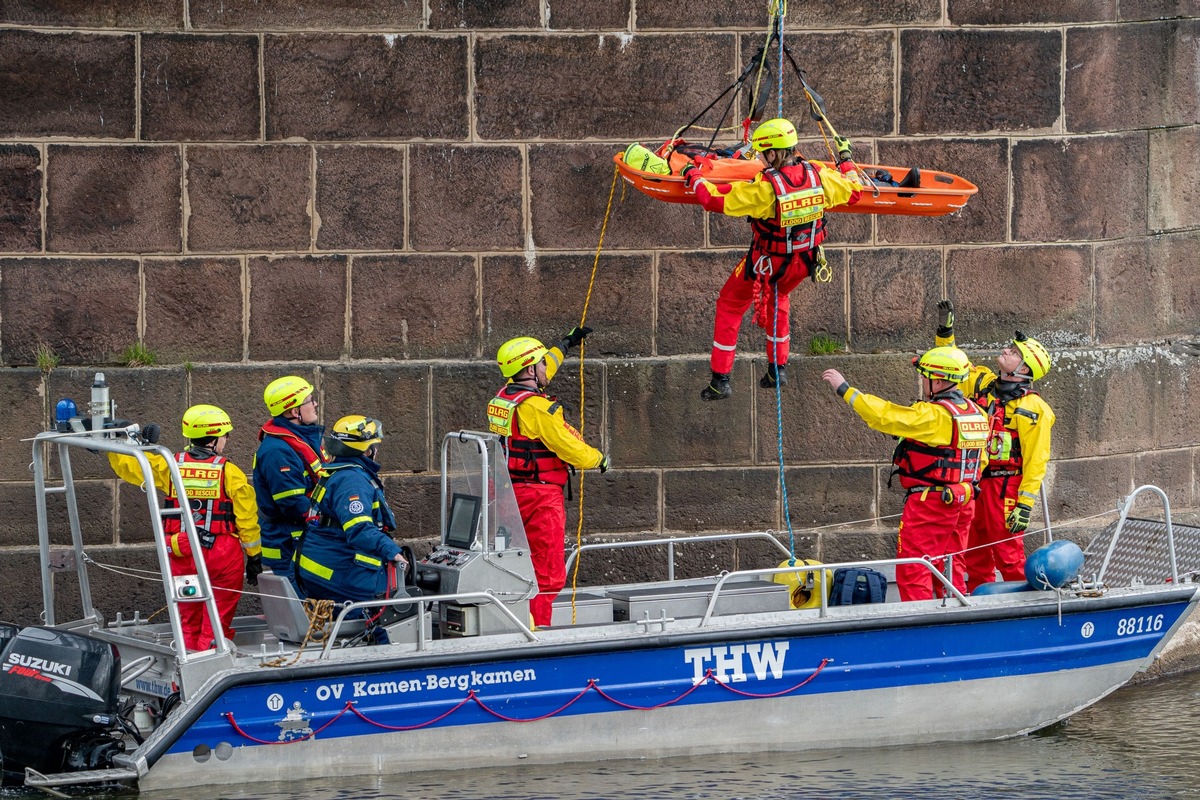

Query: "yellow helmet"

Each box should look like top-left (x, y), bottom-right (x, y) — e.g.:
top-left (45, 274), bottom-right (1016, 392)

top-left (497, 336), bottom-right (547, 378)
top-left (264, 376), bottom-right (314, 417)
top-left (914, 346), bottom-right (971, 383)
top-left (750, 118), bottom-right (798, 152)
top-left (181, 404), bottom-right (232, 440)
top-left (325, 415), bottom-right (384, 458)
top-left (1012, 332), bottom-right (1051, 381)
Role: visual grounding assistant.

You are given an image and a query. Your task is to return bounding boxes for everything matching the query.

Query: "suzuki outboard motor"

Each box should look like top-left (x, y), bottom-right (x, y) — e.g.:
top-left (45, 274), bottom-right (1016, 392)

top-left (0, 627), bottom-right (124, 782)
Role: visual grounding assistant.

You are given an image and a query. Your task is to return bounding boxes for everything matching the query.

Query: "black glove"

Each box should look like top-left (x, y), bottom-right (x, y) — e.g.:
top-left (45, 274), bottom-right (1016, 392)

top-left (561, 325), bottom-right (592, 352)
top-left (936, 299), bottom-right (954, 336)
top-left (598, 454), bottom-right (610, 474)
top-left (680, 162), bottom-right (702, 189)
top-left (245, 553), bottom-right (263, 586)
top-left (1006, 502), bottom-right (1032, 534)
top-left (140, 423), bottom-right (161, 445)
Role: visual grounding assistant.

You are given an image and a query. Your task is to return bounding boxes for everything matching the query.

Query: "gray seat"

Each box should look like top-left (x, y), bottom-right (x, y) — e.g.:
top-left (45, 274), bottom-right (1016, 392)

top-left (258, 572), bottom-right (364, 643)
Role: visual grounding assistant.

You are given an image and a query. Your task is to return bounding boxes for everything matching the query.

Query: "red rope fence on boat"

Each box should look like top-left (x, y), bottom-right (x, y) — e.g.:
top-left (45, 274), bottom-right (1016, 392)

top-left (221, 658), bottom-right (832, 743)
top-left (221, 703), bottom-right (355, 745)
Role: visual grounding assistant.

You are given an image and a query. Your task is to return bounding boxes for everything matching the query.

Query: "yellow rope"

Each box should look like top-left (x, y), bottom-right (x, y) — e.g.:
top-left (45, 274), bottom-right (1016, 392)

top-left (261, 598), bottom-right (335, 668)
top-left (569, 163), bottom-right (621, 624)
top-left (804, 91), bottom-right (873, 189)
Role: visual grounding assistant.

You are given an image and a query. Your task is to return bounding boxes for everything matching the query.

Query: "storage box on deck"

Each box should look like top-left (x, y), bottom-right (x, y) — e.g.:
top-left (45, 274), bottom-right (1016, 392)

top-left (609, 580), bottom-right (789, 621)
top-left (550, 592), bottom-right (614, 626)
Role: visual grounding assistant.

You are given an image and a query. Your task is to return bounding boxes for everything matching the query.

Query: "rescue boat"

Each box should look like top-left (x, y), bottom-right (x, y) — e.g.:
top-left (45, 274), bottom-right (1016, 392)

top-left (1, 378), bottom-right (1194, 793)
top-left (613, 143), bottom-right (979, 217)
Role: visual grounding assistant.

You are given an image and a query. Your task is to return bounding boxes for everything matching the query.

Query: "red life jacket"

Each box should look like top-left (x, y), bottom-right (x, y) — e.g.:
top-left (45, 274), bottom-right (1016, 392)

top-left (164, 452), bottom-right (236, 537)
top-left (258, 420), bottom-right (326, 485)
top-left (487, 384), bottom-right (570, 486)
top-left (983, 391), bottom-right (1041, 476)
top-left (746, 162), bottom-right (826, 283)
top-left (891, 396), bottom-right (989, 490)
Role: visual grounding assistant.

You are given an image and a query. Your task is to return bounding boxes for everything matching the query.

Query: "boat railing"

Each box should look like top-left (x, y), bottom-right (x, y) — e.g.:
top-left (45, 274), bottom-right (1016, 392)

top-left (698, 558), bottom-right (970, 625)
top-left (321, 590), bottom-right (537, 657)
top-left (30, 430), bottom-right (233, 662)
top-left (1096, 484), bottom-right (1177, 585)
top-left (564, 531), bottom-right (794, 582)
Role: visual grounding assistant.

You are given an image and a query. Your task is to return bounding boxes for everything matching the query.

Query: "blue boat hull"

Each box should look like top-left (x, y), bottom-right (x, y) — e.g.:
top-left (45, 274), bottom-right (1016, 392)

top-left (134, 587), bottom-right (1197, 790)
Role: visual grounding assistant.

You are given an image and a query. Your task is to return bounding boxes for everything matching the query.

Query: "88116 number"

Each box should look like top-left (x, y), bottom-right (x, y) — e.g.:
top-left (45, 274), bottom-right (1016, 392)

top-left (1116, 614), bottom-right (1164, 636)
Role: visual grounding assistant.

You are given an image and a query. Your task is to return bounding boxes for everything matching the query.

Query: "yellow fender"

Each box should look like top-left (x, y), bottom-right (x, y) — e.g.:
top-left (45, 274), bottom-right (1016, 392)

top-left (772, 558), bottom-right (833, 609)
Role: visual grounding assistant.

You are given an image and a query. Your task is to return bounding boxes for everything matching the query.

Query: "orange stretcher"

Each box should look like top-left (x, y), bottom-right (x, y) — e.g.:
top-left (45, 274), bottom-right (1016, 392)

top-left (613, 147), bottom-right (979, 217)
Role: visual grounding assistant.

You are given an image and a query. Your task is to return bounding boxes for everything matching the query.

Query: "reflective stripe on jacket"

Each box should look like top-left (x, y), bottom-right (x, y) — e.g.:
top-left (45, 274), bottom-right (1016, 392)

top-left (296, 458), bottom-right (400, 601)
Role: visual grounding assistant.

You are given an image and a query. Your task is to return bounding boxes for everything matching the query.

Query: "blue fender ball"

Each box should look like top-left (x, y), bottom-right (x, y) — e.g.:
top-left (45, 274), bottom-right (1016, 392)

top-left (1025, 540), bottom-right (1085, 589)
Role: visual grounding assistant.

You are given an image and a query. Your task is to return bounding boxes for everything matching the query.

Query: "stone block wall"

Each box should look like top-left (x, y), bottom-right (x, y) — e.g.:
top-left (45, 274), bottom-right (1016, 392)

top-left (0, 1), bottom-right (1198, 624)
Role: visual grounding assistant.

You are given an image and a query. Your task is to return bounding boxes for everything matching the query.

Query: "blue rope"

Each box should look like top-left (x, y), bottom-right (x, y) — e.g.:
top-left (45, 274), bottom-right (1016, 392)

top-left (771, 3), bottom-right (793, 564)
top-left (772, 282), bottom-right (795, 562)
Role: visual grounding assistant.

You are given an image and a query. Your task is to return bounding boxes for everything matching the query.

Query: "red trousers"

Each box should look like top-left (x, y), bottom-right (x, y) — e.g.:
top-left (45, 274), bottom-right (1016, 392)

top-left (964, 475), bottom-right (1025, 592)
top-left (514, 482), bottom-right (567, 627)
top-left (896, 489), bottom-right (975, 601)
top-left (710, 253), bottom-right (813, 373)
top-left (169, 532), bottom-right (245, 651)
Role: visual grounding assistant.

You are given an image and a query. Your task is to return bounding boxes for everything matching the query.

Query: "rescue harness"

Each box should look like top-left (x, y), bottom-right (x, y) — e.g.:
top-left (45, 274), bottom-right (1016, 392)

top-left (891, 394), bottom-right (989, 491)
top-left (488, 383), bottom-right (572, 487)
top-left (164, 450), bottom-right (236, 550)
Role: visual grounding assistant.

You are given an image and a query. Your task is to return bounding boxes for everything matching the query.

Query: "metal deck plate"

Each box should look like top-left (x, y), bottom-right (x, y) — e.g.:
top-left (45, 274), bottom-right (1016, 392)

top-left (24, 766), bottom-right (140, 787)
top-left (1082, 518), bottom-right (1200, 586)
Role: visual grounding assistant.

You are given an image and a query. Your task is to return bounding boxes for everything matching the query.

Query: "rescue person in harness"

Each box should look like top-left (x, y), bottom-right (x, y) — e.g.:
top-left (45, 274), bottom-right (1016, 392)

top-left (681, 117), bottom-right (862, 400)
top-left (487, 329), bottom-right (609, 628)
top-left (107, 405), bottom-right (261, 651)
top-left (253, 376), bottom-right (327, 585)
top-left (294, 415), bottom-right (409, 616)
top-left (933, 301), bottom-right (1056, 591)
top-left (821, 347), bottom-right (990, 601)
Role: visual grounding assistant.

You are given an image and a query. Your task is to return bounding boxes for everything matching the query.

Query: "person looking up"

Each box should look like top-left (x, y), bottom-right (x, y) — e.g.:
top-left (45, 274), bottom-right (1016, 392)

top-left (821, 347), bottom-right (989, 601)
top-left (294, 415), bottom-right (407, 616)
top-left (933, 301), bottom-right (1055, 591)
top-left (487, 328), bottom-right (609, 628)
top-left (253, 376), bottom-right (327, 584)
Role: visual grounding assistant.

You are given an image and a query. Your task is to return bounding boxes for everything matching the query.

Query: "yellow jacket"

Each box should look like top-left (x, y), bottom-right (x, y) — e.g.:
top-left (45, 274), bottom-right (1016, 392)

top-left (108, 451), bottom-right (262, 556)
top-left (840, 385), bottom-right (984, 453)
top-left (696, 161), bottom-right (862, 219)
top-left (935, 332), bottom-right (1055, 506)
top-left (511, 345), bottom-right (604, 470)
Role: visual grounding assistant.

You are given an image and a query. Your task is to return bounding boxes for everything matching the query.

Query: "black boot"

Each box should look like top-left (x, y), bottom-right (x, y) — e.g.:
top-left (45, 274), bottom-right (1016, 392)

top-left (700, 372), bottom-right (732, 401)
top-left (760, 363), bottom-right (788, 389)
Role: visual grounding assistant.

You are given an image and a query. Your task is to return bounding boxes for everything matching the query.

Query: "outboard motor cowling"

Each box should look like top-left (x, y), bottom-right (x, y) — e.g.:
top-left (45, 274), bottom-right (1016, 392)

top-left (0, 623), bottom-right (18, 654)
top-left (0, 627), bottom-right (124, 782)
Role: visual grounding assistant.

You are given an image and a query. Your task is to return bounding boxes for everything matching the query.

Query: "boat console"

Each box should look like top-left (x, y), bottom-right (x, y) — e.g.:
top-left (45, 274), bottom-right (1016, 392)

top-left (415, 433), bottom-right (537, 637)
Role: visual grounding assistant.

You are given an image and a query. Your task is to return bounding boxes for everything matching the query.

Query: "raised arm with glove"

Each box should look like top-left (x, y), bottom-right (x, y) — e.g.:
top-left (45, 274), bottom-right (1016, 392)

top-left (560, 325), bottom-right (592, 353)
top-left (833, 135), bottom-right (853, 164)
top-left (936, 299), bottom-right (955, 338)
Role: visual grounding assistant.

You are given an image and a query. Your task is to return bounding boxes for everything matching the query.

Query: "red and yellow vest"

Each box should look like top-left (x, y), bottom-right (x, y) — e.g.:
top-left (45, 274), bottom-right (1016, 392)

top-left (892, 397), bottom-right (989, 490)
top-left (487, 384), bottom-right (570, 486)
top-left (748, 162), bottom-right (826, 270)
top-left (983, 391), bottom-right (1041, 475)
top-left (164, 452), bottom-right (236, 537)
